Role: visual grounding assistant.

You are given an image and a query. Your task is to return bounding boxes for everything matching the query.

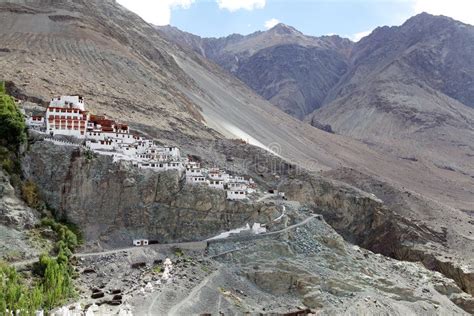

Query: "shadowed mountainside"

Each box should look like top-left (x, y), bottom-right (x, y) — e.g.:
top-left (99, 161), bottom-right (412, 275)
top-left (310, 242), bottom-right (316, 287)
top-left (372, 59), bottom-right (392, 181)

top-left (156, 24), bottom-right (353, 119)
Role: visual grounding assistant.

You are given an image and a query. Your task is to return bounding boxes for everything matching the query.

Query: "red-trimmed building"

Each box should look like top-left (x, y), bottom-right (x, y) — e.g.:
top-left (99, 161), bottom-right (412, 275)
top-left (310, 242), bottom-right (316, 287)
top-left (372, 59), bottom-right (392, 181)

top-left (46, 101), bottom-right (89, 138)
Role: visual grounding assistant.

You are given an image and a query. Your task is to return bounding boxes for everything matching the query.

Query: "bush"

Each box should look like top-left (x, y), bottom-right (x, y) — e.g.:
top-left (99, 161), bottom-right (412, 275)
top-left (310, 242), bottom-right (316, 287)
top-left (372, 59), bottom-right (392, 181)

top-left (41, 218), bottom-right (80, 253)
top-left (0, 263), bottom-right (44, 314)
top-left (0, 82), bottom-right (26, 151)
top-left (22, 180), bottom-right (41, 209)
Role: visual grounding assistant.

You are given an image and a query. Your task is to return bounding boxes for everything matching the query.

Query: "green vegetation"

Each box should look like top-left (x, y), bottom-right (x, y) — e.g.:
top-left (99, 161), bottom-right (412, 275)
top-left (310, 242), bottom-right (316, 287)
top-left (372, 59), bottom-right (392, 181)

top-left (0, 264), bottom-right (44, 315)
top-left (84, 149), bottom-right (95, 162)
top-left (0, 81), bottom-right (26, 151)
top-left (0, 253), bottom-right (75, 313)
top-left (173, 247), bottom-right (184, 257)
top-left (0, 82), bottom-right (26, 191)
top-left (0, 219), bottom-right (80, 313)
top-left (40, 217), bottom-right (81, 256)
top-left (0, 83), bottom-right (79, 312)
top-left (21, 180), bottom-right (41, 209)
top-left (153, 265), bottom-right (162, 274)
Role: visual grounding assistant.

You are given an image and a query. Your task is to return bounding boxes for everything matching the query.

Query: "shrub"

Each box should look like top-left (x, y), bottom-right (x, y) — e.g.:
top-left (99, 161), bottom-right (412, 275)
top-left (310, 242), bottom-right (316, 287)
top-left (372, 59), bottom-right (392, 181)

top-left (22, 180), bottom-right (41, 209)
top-left (0, 263), bottom-right (44, 314)
top-left (0, 82), bottom-right (26, 151)
top-left (41, 217), bottom-right (80, 253)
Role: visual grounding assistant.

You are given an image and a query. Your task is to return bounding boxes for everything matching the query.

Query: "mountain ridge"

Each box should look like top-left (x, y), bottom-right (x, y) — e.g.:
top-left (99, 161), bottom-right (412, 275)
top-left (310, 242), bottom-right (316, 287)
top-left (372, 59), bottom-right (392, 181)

top-left (156, 23), bottom-right (354, 119)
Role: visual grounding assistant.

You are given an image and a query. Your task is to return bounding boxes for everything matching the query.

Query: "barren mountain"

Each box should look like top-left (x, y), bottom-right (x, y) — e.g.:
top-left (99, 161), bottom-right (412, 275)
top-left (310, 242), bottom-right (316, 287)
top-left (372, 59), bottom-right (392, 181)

top-left (308, 13), bottom-right (474, 185)
top-left (157, 24), bottom-right (353, 119)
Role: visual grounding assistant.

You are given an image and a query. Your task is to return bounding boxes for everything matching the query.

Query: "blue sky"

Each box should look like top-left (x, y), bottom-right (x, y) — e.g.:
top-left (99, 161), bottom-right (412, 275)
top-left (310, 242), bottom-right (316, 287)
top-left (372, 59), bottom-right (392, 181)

top-left (171, 0), bottom-right (413, 39)
top-left (117, 0), bottom-right (474, 41)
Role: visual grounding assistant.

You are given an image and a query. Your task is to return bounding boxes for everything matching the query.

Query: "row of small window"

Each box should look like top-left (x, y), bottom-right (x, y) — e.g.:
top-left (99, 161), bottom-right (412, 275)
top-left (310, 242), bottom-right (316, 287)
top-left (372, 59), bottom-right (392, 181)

top-left (50, 122), bottom-right (85, 126)
top-left (49, 117), bottom-right (86, 121)
top-left (52, 126), bottom-right (84, 130)
top-left (89, 132), bottom-right (132, 138)
top-left (49, 109), bottom-right (81, 114)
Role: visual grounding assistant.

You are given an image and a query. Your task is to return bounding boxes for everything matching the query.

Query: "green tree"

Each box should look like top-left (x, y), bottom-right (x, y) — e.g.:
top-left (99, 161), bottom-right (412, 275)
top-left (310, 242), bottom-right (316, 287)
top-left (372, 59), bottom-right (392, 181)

top-left (0, 81), bottom-right (26, 150)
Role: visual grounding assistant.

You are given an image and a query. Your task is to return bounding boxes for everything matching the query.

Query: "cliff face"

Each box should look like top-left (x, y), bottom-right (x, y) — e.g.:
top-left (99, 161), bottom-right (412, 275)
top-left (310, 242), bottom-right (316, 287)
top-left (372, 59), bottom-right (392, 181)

top-left (0, 169), bottom-right (42, 260)
top-left (279, 173), bottom-right (474, 297)
top-left (22, 141), bottom-right (278, 248)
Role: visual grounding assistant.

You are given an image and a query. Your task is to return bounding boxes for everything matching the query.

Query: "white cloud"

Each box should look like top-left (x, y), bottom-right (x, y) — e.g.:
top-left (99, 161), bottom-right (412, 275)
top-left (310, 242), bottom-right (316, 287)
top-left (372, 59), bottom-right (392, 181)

top-left (264, 18), bottom-right (280, 29)
top-left (411, 0), bottom-right (474, 25)
top-left (117, 0), bottom-right (194, 26)
top-left (217, 0), bottom-right (266, 12)
top-left (352, 30), bottom-right (372, 42)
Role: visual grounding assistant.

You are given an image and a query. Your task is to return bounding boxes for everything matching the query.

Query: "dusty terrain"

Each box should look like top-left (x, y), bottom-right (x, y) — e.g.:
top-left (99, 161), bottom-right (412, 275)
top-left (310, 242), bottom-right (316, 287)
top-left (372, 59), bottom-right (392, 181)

top-left (47, 206), bottom-right (472, 315)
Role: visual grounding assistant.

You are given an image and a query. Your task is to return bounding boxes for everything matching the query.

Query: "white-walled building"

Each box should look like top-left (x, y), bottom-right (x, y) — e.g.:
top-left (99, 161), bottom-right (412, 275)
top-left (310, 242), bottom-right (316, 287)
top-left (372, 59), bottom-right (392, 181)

top-left (46, 98), bottom-right (89, 138)
top-left (31, 95), bottom-right (260, 202)
top-left (86, 139), bottom-right (115, 151)
top-left (188, 176), bottom-right (208, 185)
top-left (27, 115), bottom-right (45, 130)
top-left (209, 179), bottom-right (225, 190)
top-left (227, 190), bottom-right (247, 200)
top-left (50, 96), bottom-right (86, 111)
top-left (227, 182), bottom-right (248, 191)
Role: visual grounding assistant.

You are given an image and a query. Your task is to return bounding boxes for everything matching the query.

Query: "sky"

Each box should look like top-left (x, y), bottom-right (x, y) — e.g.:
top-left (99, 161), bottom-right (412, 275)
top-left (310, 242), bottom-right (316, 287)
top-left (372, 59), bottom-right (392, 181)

top-left (116, 0), bottom-right (474, 41)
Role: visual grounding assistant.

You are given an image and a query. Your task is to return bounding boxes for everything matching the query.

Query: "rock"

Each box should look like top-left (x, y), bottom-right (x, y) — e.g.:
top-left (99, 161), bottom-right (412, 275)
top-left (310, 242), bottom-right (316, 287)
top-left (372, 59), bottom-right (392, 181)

top-left (131, 262), bottom-right (146, 269)
top-left (112, 294), bottom-right (123, 301)
top-left (91, 292), bottom-right (105, 299)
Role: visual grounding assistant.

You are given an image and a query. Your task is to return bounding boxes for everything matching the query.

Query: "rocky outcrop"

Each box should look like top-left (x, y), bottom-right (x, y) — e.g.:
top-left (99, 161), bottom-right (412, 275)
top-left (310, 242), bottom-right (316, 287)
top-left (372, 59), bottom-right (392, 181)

top-left (208, 213), bottom-right (472, 314)
top-left (0, 169), bottom-right (40, 261)
top-left (22, 141), bottom-right (278, 247)
top-left (279, 173), bottom-right (474, 300)
top-left (0, 170), bottom-right (37, 229)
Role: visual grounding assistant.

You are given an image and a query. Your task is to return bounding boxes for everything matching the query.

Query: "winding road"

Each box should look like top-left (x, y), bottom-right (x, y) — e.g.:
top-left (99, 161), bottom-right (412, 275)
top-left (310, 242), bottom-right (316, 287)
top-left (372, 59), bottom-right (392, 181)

top-left (12, 214), bottom-right (317, 268)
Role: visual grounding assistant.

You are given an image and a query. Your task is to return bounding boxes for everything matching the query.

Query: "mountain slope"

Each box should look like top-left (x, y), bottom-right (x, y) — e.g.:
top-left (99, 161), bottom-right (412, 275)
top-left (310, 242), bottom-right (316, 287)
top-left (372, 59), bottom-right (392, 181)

top-left (309, 13), bottom-right (474, 180)
top-left (157, 24), bottom-right (353, 119)
top-left (0, 0), bottom-right (209, 137)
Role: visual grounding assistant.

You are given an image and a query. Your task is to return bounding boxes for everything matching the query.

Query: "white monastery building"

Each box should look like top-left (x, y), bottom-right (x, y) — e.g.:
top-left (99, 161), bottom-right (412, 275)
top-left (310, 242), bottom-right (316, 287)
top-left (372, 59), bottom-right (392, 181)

top-left (26, 95), bottom-right (257, 201)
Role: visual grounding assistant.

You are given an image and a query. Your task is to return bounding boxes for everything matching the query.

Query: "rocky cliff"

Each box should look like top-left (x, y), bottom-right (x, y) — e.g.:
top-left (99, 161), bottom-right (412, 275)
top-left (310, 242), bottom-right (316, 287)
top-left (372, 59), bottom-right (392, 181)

top-left (0, 169), bottom-right (42, 260)
top-left (278, 172), bottom-right (474, 298)
top-left (22, 140), bottom-right (279, 248)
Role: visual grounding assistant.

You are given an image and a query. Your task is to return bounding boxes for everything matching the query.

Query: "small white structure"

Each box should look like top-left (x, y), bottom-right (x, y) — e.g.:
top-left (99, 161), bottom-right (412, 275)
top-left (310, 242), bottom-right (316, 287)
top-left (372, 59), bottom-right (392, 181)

top-left (133, 239), bottom-right (149, 246)
top-left (50, 96), bottom-right (86, 111)
top-left (228, 182), bottom-right (247, 191)
top-left (227, 190), bottom-right (247, 200)
top-left (188, 176), bottom-right (208, 185)
top-left (186, 168), bottom-right (204, 178)
top-left (162, 257), bottom-right (173, 282)
top-left (27, 115), bottom-right (45, 129)
top-left (86, 140), bottom-right (115, 151)
top-left (209, 179), bottom-right (224, 190)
